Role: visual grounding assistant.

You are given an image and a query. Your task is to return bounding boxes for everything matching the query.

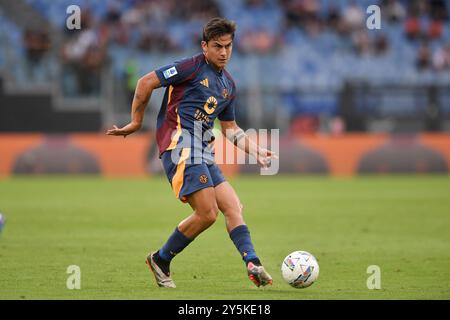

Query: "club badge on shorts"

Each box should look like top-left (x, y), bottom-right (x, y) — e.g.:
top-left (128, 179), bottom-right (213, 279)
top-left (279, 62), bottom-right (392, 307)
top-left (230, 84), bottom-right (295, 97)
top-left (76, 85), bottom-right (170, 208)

top-left (199, 174), bottom-right (208, 184)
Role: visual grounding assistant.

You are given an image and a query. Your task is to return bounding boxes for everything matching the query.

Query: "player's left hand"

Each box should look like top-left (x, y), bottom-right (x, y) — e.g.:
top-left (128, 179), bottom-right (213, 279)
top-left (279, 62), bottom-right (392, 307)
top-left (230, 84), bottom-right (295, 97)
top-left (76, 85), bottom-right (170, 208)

top-left (256, 148), bottom-right (278, 168)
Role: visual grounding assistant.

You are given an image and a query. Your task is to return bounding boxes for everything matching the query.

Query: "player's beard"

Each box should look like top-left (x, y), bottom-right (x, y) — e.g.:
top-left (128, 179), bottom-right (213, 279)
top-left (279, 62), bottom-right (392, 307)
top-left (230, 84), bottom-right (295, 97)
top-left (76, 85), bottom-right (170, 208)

top-left (216, 58), bottom-right (228, 69)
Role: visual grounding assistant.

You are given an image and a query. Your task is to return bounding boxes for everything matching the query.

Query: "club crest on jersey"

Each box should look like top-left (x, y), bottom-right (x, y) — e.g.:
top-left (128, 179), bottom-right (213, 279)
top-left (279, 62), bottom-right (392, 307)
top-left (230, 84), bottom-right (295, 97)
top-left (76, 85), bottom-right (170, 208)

top-left (163, 66), bottom-right (178, 79)
top-left (203, 96), bottom-right (218, 115)
top-left (222, 88), bottom-right (229, 99)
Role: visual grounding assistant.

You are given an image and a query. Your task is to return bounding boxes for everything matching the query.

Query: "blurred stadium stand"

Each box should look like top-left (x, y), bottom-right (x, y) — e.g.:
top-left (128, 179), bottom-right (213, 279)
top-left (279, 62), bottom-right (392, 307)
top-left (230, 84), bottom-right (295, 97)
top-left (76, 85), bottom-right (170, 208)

top-left (1, 0), bottom-right (450, 134)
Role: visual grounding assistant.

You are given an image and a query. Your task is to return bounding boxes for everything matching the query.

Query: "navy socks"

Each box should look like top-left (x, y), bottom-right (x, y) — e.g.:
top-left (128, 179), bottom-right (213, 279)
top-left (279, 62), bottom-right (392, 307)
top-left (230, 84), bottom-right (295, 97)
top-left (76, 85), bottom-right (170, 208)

top-left (229, 224), bottom-right (260, 265)
top-left (157, 225), bottom-right (261, 267)
top-left (158, 227), bottom-right (193, 262)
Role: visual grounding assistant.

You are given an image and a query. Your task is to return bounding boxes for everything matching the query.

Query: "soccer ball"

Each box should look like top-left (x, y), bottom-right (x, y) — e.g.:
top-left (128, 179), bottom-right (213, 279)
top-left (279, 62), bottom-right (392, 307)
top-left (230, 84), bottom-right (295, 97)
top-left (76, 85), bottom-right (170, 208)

top-left (281, 251), bottom-right (319, 288)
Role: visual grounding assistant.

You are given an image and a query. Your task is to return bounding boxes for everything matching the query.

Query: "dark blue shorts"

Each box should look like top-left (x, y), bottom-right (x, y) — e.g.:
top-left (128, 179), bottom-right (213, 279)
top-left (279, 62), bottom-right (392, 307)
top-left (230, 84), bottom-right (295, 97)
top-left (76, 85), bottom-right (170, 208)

top-left (161, 148), bottom-right (226, 203)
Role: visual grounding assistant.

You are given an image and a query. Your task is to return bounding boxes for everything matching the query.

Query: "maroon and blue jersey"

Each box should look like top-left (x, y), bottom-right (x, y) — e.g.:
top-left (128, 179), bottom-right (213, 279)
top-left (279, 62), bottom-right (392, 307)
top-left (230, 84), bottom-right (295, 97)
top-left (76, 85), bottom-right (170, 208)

top-left (154, 53), bottom-right (236, 162)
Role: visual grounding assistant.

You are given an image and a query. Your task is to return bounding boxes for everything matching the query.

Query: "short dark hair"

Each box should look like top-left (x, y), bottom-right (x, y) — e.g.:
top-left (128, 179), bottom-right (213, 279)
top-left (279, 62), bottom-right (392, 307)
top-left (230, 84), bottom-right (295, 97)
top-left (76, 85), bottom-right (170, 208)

top-left (202, 17), bottom-right (236, 42)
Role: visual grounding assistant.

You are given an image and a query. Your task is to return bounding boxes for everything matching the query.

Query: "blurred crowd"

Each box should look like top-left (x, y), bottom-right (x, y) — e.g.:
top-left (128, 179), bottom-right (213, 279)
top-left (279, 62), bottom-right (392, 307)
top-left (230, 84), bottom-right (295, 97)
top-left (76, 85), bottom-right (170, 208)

top-left (54, 0), bottom-right (450, 65)
top-left (2, 0), bottom-right (450, 95)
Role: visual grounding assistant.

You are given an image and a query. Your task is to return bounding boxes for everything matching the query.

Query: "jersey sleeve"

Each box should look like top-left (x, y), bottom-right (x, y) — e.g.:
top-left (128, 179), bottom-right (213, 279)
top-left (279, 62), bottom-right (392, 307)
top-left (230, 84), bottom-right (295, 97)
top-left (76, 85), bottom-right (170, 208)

top-left (155, 56), bottom-right (200, 87)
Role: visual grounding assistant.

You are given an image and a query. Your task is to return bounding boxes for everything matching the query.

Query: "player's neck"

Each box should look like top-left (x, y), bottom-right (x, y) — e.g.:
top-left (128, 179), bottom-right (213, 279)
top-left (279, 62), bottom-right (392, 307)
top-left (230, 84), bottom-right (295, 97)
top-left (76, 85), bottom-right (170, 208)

top-left (204, 55), bottom-right (223, 74)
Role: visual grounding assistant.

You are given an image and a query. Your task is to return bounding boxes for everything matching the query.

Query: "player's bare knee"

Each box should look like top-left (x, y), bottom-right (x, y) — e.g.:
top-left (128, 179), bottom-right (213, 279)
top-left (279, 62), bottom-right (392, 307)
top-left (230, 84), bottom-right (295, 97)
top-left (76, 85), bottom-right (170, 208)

top-left (206, 206), bottom-right (219, 224)
top-left (197, 205), bottom-right (219, 226)
top-left (221, 202), bottom-right (243, 219)
top-left (231, 203), bottom-right (244, 218)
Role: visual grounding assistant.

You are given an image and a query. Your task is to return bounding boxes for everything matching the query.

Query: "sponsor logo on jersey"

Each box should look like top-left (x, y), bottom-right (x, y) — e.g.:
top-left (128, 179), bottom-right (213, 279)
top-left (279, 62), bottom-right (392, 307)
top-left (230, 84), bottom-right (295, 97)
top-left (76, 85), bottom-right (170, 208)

top-left (194, 109), bottom-right (212, 124)
top-left (204, 96), bottom-right (218, 115)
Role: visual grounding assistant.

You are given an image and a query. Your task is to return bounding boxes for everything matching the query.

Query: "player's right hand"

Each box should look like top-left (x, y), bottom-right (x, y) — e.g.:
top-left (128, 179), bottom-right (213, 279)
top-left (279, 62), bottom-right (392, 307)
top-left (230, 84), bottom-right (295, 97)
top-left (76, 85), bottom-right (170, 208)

top-left (106, 123), bottom-right (141, 138)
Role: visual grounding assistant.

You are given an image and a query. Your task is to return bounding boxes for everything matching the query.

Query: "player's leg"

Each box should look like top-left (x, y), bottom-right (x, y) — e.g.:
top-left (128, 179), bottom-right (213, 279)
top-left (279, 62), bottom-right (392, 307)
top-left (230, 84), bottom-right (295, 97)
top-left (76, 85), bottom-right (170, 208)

top-left (179, 186), bottom-right (219, 238)
top-left (212, 172), bottom-right (272, 287)
top-left (153, 186), bottom-right (218, 260)
top-left (157, 164), bottom-right (218, 259)
top-left (147, 155), bottom-right (218, 288)
top-left (148, 187), bottom-right (218, 288)
top-left (214, 181), bottom-right (244, 233)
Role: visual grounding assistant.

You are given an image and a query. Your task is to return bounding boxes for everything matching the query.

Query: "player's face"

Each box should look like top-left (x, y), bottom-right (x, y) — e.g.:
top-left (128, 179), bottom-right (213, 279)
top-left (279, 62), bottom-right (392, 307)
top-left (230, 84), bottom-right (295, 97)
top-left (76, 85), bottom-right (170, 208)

top-left (202, 34), bottom-right (233, 71)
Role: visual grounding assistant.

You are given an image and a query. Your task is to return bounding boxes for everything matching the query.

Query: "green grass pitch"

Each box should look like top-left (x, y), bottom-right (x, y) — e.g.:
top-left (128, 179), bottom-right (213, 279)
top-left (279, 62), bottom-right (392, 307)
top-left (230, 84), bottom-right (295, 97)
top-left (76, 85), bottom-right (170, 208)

top-left (0, 176), bottom-right (449, 300)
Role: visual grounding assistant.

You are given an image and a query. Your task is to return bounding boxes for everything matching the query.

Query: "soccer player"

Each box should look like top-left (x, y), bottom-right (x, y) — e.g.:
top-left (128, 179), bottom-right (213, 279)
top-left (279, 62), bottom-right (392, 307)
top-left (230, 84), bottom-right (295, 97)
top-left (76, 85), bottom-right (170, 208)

top-left (107, 17), bottom-right (276, 288)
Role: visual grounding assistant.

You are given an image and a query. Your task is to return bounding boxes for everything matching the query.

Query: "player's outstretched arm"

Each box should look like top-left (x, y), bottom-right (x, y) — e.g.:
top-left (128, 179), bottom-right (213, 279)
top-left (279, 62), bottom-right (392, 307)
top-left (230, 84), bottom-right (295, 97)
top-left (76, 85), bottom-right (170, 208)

top-left (106, 71), bottom-right (161, 137)
top-left (220, 120), bottom-right (278, 168)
